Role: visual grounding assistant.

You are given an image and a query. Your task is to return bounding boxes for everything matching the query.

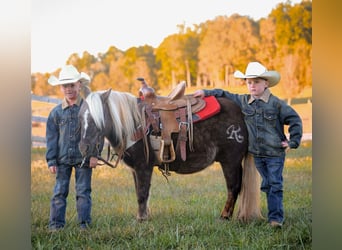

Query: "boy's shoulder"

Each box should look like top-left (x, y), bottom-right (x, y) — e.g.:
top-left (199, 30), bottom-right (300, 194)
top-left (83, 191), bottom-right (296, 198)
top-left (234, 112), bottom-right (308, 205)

top-left (269, 93), bottom-right (287, 105)
top-left (49, 103), bottom-right (63, 115)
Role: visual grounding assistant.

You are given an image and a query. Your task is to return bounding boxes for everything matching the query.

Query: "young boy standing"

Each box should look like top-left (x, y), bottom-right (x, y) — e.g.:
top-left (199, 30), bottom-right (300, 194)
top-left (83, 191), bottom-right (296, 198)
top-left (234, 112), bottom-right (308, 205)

top-left (193, 62), bottom-right (303, 228)
top-left (46, 65), bottom-right (99, 231)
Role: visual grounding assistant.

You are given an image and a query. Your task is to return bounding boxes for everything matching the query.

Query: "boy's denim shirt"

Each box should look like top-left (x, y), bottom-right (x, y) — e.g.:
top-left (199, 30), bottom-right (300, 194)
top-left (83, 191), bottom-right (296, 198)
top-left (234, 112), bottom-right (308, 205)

top-left (203, 88), bottom-right (303, 157)
top-left (46, 96), bottom-right (84, 167)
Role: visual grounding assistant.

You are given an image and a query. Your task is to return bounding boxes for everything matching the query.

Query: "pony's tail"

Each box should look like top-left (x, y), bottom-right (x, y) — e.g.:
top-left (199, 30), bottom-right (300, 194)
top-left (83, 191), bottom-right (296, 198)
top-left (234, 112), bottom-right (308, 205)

top-left (237, 153), bottom-right (264, 222)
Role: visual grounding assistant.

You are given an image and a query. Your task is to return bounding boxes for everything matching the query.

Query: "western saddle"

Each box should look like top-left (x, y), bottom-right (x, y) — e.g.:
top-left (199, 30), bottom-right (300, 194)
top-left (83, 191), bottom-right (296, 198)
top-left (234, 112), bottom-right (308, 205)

top-left (138, 78), bottom-right (206, 166)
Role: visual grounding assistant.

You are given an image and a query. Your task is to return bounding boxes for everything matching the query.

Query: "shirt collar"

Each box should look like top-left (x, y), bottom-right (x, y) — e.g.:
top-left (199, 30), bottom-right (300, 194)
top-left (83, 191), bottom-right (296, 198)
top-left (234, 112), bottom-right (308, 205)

top-left (248, 88), bottom-right (271, 104)
top-left (62, 95), bottom-right (83, 109)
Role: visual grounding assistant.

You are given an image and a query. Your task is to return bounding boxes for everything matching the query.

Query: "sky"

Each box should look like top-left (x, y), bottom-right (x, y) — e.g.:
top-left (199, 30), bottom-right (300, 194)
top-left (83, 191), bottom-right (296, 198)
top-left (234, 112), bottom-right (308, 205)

top-left (31, 0), bottom-right (303, 73)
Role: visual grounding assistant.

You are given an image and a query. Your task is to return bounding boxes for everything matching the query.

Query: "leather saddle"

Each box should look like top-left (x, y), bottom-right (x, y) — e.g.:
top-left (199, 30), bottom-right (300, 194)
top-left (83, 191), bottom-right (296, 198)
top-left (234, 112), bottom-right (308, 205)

top-left (138, 78), bottom-right (206, 164)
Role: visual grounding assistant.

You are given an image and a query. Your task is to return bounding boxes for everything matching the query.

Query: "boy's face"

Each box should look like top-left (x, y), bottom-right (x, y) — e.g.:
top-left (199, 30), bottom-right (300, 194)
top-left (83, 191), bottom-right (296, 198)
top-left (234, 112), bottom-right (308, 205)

top-left (246, 78), bottom-right (269, 98)
top-left (60, 81), bottom-right (81, 101)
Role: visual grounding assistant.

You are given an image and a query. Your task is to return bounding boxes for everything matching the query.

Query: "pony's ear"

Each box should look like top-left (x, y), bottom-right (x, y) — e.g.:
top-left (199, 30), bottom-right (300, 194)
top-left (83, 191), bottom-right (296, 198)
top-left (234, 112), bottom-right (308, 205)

top-left (102, 88), bottom-right (112, 102)
top-left (80, 84), bottom-right (91, 99)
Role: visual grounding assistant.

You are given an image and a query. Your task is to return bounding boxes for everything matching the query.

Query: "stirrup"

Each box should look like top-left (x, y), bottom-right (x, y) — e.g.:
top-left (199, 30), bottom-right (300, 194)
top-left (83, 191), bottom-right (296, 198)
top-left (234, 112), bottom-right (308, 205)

top-left (159, 139), bottom-right (176, 163)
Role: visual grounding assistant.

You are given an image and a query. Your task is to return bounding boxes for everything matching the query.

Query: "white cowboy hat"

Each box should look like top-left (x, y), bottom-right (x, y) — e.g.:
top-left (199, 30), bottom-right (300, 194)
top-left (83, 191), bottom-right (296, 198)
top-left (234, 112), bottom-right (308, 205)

top-left (48, 65), bottom-right (90, 86)
top-left (233, 62), bottom-right (280, 87)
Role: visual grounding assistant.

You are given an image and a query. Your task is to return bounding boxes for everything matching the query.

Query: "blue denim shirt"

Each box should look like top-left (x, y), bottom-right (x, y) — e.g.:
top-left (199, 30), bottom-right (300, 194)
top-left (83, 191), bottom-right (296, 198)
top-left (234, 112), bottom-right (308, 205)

top-left (46, 96), bottom-right (84, 167)
top-left (203, 88), bottom-right (303, 157)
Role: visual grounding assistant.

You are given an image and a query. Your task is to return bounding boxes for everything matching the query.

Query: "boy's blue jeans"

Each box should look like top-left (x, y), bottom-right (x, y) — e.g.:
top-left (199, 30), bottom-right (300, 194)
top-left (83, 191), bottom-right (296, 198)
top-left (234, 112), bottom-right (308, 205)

top-left (254, 156), bottom-right (285, 224)
top-left (49, 164), bottom-right (92, 229)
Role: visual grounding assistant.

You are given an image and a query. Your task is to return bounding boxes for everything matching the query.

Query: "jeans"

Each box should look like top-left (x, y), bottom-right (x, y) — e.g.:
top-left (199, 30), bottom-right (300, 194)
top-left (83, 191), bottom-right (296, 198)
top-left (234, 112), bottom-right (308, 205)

top-left (49, 164), bottom-right (92, 229)
top-left (254, 156), bottom-right (285, 223)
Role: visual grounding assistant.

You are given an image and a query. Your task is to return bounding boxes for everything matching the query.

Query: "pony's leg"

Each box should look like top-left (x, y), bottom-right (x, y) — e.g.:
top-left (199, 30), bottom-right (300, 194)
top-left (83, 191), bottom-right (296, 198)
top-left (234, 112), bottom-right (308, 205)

top-left (220, 161), bottom-right (242, 220)
top-left (131, 170), bottom-right (139, 199)
top-left (131, 167), bottom-right (153, 222)
top-left (124, 141), bottom-right (154, 222)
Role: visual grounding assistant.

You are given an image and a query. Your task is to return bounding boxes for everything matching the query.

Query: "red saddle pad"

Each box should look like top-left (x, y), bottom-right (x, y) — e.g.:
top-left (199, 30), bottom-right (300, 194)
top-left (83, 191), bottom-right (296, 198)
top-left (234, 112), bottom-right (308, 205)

top-left (193, 96), bottom-right (221, 123)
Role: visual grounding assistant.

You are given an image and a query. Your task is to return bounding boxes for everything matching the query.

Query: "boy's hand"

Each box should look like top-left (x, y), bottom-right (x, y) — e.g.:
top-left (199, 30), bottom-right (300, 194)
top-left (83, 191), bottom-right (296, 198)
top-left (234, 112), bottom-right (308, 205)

top-left (193, 90), bottom-right (205, 98)
top-left (89, 156), bottom-right (98, 168)
top-left (49, 166), bottom-right (57, 174)
top-left (281, 141), bottom-right (290, 153)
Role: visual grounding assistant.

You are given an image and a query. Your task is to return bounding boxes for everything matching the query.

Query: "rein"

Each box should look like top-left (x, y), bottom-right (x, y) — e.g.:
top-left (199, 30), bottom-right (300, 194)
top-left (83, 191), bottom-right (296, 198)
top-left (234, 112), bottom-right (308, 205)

top-left (80, 144), bottom-right (121, 169)
top-left (97, 155), bottom-right (117, 168)
top-left (97, 144), bottom-right (123, 168)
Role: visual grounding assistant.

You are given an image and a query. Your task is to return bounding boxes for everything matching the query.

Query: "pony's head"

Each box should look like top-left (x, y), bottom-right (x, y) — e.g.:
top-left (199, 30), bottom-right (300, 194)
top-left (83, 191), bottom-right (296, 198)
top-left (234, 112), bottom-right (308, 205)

top-left (78, 89), bottom-right (143, 160)
top-left (78, 90), bottom-right (108, 159)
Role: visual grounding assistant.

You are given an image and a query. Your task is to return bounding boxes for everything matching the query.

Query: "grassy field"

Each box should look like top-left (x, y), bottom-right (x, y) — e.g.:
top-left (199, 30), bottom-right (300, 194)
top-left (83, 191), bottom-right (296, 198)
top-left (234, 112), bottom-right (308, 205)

top-left (31, 141), bottom-right (312, 249)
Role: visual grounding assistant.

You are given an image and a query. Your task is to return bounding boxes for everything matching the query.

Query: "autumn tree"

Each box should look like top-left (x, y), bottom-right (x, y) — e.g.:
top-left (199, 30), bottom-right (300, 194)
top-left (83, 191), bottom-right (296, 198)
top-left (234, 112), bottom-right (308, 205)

top-left (91, 71), bottom-right (110, 91)
top-left (97, 46), bottom-right (124, 74)
top-left (155, 34), bottom-right (184, 89)
top-left (107, 45), bottom-right (157, 94)
top-left (31, 73), bottom-right (57, 96)
top-left (257, 17), bottom-right (278, 68)
top-left (197, 15), bottom-right (260, 88)
top-left (270, 0), bottom-right (312, 102)
top-left (66, 51), bottom-right (97, 73)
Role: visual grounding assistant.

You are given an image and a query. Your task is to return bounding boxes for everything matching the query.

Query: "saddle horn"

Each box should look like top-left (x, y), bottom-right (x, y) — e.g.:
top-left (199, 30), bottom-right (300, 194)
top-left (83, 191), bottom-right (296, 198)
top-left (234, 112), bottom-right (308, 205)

top-left (137, 77), bottom-right (155, 99)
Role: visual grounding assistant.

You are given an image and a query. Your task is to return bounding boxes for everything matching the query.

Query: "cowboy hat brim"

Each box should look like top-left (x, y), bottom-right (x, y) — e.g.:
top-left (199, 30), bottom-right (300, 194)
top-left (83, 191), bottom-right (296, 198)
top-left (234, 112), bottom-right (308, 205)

top-left (234, 70), bottom-right (280, 87)
top-left (48, 72), bottom-right (90, 86)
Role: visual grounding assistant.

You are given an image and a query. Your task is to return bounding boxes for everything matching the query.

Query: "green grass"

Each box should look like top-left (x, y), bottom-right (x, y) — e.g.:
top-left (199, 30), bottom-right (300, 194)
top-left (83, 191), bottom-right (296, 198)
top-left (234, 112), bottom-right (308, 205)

top-left (31, 141), bottom-right (312, 249)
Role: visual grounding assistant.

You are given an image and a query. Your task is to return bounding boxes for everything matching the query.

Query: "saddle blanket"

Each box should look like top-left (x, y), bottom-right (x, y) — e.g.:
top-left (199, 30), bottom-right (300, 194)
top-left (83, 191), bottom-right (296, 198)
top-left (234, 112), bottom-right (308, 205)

top-left (192, 96), bottom-right (221, 123)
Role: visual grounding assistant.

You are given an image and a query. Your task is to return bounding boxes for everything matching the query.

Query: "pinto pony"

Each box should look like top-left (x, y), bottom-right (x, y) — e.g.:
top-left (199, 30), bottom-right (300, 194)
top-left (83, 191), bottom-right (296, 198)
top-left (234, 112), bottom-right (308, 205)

top-left (78, 87), bottom-right (262, 222)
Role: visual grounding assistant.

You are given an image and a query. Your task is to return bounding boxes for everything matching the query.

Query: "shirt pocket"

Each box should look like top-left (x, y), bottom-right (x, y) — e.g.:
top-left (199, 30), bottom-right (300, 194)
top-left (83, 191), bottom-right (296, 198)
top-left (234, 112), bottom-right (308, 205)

top-left (57, 118), bottom-right (67, 127)
top-left (263, 109), bottom-right (277, 128)
top-left (242, 108), bottom-right (255, 125)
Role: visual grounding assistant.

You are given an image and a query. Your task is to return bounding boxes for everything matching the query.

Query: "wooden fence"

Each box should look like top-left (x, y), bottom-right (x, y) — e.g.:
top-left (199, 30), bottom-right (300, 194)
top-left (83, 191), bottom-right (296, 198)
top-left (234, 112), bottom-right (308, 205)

top-left (31, 94), bottom-right (61, 147)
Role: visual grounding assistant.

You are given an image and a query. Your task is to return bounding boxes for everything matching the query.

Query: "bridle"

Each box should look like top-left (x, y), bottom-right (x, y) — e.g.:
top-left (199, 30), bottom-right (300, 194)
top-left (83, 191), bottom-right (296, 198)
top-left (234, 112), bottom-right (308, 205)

top-left (79, 108), bottom-right (124, 169)
top-left (79, 92), bottom-right (143, 169)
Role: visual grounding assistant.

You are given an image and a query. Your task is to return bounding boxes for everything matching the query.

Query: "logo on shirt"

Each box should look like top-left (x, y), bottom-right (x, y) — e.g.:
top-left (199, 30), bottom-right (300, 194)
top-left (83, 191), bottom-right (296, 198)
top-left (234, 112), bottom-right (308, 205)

top-left (226, 125), bottom-right (244, 143)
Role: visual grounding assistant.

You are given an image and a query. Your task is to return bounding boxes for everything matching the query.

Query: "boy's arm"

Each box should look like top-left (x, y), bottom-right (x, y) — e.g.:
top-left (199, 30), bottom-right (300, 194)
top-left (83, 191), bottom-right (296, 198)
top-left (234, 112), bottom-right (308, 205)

top-left (45, 113), bottom-right (59, 168)
top-left (282, 105), bottom-right (303, 149)
top-left (202, 88), bottom-right (242, 107)
top-left (193, 88), bottom-right (231, 98)
top-left (203, 88), bottom-right (229, 98)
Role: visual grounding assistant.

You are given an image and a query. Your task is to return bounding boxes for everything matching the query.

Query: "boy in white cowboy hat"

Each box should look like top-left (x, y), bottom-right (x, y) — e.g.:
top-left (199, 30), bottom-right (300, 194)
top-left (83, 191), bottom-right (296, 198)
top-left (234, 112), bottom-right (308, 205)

top-left (193, 61), bottom-right (302, 228)
top-left (46, 65), bottom-right (100, 231)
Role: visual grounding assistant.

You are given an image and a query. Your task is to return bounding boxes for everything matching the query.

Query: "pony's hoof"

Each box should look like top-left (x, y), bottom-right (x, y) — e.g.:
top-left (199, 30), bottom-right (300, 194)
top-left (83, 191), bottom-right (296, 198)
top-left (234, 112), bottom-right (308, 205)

top-left (219, 215), bottom-right (231, 220)
top-left (136, 214), bottom-right (149, 222)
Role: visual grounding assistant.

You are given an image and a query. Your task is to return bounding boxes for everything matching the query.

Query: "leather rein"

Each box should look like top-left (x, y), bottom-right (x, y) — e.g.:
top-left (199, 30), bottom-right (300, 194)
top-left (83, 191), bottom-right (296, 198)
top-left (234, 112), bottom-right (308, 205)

top-left (96, 145), bottom-right (119, 168)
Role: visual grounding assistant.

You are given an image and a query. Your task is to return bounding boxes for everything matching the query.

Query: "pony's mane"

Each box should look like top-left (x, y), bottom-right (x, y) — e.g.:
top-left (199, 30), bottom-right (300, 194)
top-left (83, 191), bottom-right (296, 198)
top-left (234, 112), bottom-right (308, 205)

top-left (85, 90), bottom-right (106, 130)
top-left (85, 90), bottom-right (142, 149)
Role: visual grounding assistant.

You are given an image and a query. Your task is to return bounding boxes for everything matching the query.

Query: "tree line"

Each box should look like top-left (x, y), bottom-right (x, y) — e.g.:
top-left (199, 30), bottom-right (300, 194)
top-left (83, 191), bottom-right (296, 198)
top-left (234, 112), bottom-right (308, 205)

top-left (31, 0), bottom-right (311, 100)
